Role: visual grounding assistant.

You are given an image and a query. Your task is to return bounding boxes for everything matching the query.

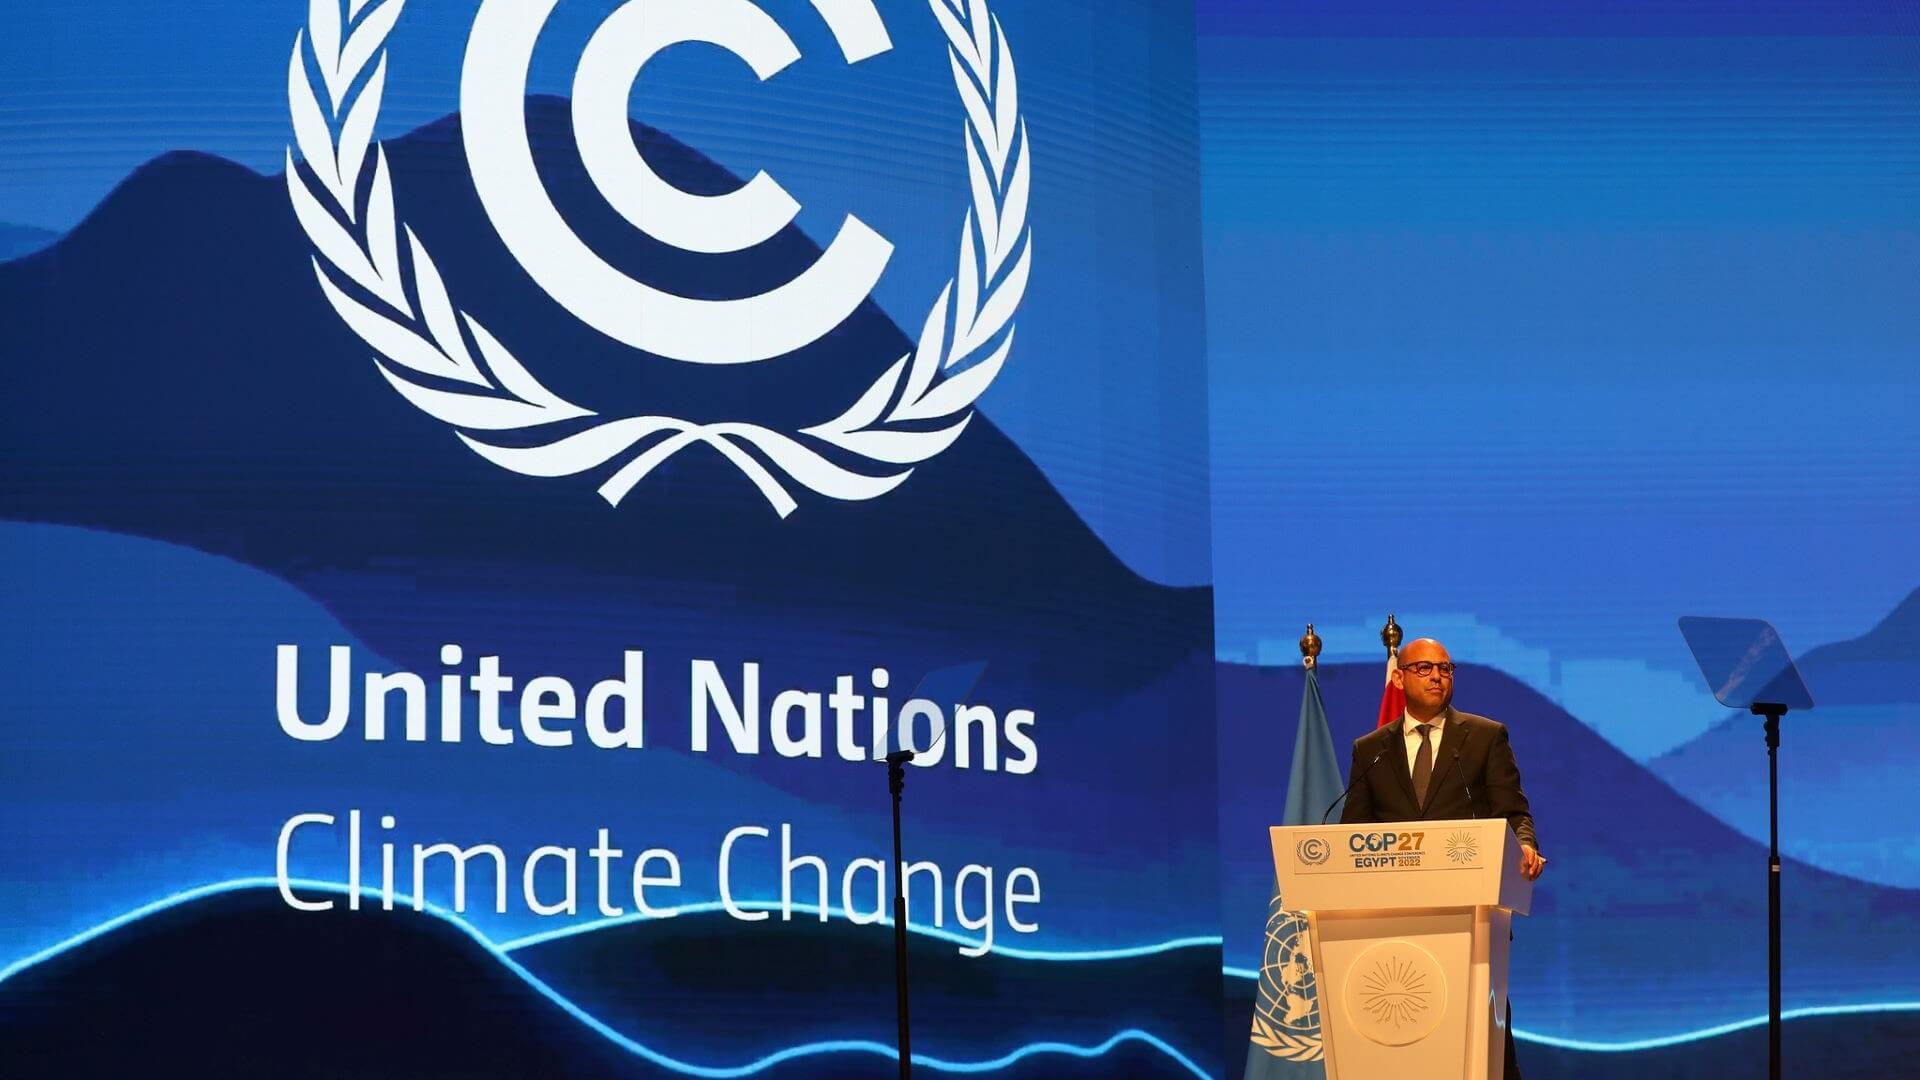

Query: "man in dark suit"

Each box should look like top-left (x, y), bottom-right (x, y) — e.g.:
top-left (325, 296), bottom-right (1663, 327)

top-left (1340, 636), bottom-right (1545, 1078)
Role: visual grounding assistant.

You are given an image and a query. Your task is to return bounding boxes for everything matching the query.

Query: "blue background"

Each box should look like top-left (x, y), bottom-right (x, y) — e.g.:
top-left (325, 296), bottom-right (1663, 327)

top-left (3, 1), bottom-right (1220, 1076)
top-left (1200, 0), bottom-right (1920, 1074)
top-left (3, 1), bottom-right (1918, 1077)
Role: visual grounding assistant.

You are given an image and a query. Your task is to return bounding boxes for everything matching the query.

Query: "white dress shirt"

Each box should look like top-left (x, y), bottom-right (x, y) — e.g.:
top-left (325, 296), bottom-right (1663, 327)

top-left (1402, 710), bottom-right (1445, 773)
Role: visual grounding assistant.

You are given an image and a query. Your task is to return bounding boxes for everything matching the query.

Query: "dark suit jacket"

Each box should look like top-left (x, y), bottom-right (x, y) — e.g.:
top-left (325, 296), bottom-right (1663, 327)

top-left (1339, 707), bottom-right (1540, 851)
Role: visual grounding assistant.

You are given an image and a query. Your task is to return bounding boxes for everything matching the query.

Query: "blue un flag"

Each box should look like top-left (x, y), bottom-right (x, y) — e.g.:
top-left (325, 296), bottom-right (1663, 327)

top-left (1244, 667), bottom-right (1346, 1079)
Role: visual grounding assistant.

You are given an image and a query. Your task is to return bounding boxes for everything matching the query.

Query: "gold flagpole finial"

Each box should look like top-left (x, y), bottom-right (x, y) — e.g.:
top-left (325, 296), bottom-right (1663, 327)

top-left (1300, 623), bottom-right (1323, 669)
top-left (1381, 613), bottom-right (1403, 655)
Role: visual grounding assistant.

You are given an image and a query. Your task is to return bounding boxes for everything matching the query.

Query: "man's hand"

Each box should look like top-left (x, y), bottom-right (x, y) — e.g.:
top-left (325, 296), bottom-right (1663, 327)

top-left (1520, 844), bottom-right (1547, 881)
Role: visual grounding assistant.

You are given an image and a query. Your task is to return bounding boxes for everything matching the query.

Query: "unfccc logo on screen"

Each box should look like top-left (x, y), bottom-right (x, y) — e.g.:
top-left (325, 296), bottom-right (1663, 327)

top-left (287, 0), bottom-right (1033, 516)
top-left (464, 0), bottom-right (896, 365)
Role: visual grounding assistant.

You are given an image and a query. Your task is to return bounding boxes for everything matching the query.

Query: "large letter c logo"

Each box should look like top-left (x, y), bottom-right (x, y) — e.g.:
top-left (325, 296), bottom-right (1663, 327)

top-left (461, 0), bottom-right (895, 364)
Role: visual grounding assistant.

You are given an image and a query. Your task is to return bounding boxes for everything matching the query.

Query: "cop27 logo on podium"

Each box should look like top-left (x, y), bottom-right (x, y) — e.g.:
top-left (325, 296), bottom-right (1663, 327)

top-left (287, 0), bottom-right (1031, 516)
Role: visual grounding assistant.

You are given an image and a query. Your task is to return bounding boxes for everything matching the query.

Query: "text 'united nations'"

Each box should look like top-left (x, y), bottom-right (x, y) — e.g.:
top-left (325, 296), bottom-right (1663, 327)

top-left (274, 644), bottom-right (1038, 773)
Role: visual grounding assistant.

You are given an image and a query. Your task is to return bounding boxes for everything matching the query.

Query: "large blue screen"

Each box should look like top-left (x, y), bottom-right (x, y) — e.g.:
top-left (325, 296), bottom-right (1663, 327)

top-left (1202, 1), bottom-right (1920, 1076)
top-left (3, 1), bottom-right (1218, 1077)
top-left (4, 2), bottom-right (1916, 1078)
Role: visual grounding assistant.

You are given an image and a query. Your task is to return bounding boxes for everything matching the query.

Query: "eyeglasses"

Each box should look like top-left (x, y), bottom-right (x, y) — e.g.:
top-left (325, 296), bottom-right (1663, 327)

top-left (1402, 661), bottom-right (1456, 678)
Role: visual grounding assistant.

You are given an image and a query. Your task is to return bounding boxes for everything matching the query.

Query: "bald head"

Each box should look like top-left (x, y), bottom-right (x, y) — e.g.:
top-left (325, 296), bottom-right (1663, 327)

top-left (1394, 638), bottom-right (1455, 720)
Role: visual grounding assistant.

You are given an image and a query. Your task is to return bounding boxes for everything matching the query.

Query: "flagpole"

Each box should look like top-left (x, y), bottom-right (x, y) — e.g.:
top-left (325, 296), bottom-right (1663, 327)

top-left (1376, 614), bottom-right (1406, 729)
top-left (1244, 621), bottom-right (1343, 1077)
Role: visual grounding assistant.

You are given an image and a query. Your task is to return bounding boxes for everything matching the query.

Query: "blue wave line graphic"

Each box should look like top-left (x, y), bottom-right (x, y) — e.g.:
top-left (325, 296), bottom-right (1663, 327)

top-left (498, 900), bottom-right (1224, 961)
top-left (10, 879), bottom-right (1919, 1061)
top-left (0, 878), bottom-right (1211, 1080)
top-left (1218, 966), bottom-right (1920, 1050)
top-left (1513, 1002), bottom-right (1920, 1053)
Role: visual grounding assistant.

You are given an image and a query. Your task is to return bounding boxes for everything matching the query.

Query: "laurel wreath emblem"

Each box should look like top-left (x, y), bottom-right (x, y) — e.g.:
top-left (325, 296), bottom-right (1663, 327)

top-left (1250, 1014), bottom-right (1324, 1062)
top-left (287, 0), bottom-right (1031, 516)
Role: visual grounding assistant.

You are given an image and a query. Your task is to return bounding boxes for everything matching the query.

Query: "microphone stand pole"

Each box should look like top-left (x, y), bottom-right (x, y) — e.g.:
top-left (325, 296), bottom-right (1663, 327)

top-left (1753, 703), bottom-right (1787, 1080)
top-left (886, 749), bottom-right (915, 1080)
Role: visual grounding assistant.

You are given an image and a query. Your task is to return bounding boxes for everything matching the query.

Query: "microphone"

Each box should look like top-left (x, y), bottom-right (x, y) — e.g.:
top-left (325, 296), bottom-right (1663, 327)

top-left (1444, 744), bottom-right (1476, 818)
top-left (1322, 744), bottom-right (1392, 824)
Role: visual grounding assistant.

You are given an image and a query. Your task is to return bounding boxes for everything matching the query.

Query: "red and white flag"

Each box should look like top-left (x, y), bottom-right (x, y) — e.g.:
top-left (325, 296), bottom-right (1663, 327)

top-left (1375, 649), bottom-right (1404, 728)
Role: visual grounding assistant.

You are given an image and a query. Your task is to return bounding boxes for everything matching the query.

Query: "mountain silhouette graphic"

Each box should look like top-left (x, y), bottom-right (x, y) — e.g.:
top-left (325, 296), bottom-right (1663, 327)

top-left (0, 886), bottom-right (1208, 1080)
top-left (509, 908), bottom-right (1222, 1074)
top-left (1793, 586), bottom-right (1920, 706)
top-left (0, 98), bottom-right (1209, 690)
top-left (1648, 589), bottom-right (1920, 887)
top-left (0, 887), bottom-right (638, 1079)
top-left (0, 221), bottom-right (59, 261)
top-left (0, 103), bottom-right (1223, 981)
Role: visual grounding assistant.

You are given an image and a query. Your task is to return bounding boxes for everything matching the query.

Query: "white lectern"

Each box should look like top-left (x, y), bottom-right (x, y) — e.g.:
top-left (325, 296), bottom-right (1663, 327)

top-left (1270, 819), bottom-right (1531, 1080)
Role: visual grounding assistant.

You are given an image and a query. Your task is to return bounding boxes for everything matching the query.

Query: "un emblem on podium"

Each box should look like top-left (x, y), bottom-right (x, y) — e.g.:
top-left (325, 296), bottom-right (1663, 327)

top-left (1345, 940), bottom-right (1447, 1046)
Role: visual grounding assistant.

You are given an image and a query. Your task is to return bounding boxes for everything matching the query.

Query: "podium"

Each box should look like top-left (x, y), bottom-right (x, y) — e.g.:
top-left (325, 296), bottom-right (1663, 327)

top-left (1270, 819), bottom-right (1532, 1080)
